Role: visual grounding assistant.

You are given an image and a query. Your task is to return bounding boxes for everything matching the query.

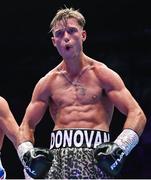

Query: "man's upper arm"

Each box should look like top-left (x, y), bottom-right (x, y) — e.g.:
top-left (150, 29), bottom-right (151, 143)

top-left (102, 68), bottom-right (146, 135)
top-left (23, 99), bottom-right (48, 129)
top-left (22, 78), bottom-right (49, 129)
top-left (99, 66), bottom-right (140, 115)
top-left (0, 97), bottom-right (15, 123)
top-left (0, 97), bottom-right (19, 146)
top-left (107, 86), bottom-right (138, 115)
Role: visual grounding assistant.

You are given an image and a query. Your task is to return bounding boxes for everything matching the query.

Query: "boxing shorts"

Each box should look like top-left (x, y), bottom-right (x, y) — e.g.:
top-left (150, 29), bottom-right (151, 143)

top-left (0, 159), bottom-right (6, 179)
top-left (0, 169), bottom-right (6, 180)
top-left (46, 129), bottom-right (111, 179)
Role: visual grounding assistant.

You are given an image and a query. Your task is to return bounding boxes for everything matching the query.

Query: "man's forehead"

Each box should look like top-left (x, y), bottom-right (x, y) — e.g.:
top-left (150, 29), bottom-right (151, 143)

top-left (53, 18), bottom-right (80, 30)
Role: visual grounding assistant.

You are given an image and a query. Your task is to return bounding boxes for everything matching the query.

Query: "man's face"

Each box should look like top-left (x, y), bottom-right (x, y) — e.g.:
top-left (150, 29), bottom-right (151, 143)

top-left (51, 18), bottom-right (86, 59)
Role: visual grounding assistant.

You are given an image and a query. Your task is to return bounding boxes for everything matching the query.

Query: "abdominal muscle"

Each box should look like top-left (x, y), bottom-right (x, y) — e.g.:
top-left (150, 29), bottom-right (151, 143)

top-left (52, 103), bottom-right (112, 131)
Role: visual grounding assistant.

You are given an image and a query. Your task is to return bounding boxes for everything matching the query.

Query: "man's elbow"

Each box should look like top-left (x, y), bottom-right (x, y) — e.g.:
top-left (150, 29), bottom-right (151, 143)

top-left (137, 109), bottom-right (147, 135)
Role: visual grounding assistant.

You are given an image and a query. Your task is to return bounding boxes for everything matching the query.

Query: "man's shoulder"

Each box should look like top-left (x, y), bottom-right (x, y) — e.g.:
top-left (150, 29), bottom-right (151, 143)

top-left (0, 96), bottom-right (7, 105)
top-left (37, 66), bottom-right (61, 86)
top-left (0, 96), bottom-right (10, 114)
top-left (90, 59), bottom-right (121, 83)
top-left (89, 58), bottom-right (108, 68)
top-left (90, 59), bottom-right (109, 73)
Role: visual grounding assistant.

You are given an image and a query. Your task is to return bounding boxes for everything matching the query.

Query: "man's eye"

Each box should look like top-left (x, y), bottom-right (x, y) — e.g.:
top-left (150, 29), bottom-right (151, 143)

top-left (67, 28), bottom-right (77, 34)
top-left (55, 30), bottom-right (64, 37)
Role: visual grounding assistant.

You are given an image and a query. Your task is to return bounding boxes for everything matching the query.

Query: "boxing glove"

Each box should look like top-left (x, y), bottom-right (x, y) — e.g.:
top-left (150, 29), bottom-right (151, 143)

top-left (17, 142), bottom-right (54, 178)
top-left (94, 129), bottom-right (139, 176)
top-left (94, 142), bottom-right (126, 176)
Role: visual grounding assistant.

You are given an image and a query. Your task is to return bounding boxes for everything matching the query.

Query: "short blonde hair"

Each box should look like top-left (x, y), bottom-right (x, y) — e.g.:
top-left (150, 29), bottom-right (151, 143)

top-left (50, 7), bottom-right (86, 32)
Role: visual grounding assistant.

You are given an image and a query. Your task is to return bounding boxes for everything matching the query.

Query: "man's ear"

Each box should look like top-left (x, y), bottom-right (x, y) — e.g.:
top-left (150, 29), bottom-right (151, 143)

top-left (51, 37), bottom-right (56, 47)
top-left (82, 30), bottom-right (87, 42)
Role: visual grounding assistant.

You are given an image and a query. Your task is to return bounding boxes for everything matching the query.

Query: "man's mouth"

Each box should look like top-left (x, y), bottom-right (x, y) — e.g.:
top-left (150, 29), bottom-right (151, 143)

top-left (65, 45), bottom-right (72, 50)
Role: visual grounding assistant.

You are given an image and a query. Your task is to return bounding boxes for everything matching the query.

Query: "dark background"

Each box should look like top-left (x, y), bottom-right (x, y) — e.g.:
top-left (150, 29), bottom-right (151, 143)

top-left (0, 0), bottom-right (151, 178)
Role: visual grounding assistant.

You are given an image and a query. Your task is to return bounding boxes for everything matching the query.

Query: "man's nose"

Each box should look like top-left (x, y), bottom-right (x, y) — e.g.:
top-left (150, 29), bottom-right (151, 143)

top-left (64, 31), bottom-right (70, 42)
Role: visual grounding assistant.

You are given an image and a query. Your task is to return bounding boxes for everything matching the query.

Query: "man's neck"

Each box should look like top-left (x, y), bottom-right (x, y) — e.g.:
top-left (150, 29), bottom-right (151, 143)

top-left (63, 52), bottom-right (86, 77)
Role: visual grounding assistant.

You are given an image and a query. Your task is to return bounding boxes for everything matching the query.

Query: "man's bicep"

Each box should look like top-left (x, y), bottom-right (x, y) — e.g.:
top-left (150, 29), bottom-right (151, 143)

top-left (107, 87), bottom-right (137, 115)
top-left (23, 77), bottom-right (49, 128)
top-left (23, 100), bottom-right (48, 129)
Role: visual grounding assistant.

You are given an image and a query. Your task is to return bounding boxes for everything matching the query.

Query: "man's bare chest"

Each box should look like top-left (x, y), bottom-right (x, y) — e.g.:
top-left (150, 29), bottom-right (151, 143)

top-left (50, 66), bottom-right (105, 106)
top-left (51, 81), bottom-right (103, 106)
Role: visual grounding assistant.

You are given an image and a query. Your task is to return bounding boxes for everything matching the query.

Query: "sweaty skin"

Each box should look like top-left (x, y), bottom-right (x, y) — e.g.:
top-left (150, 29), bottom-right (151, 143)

top-left (18, 18), bottom-right (146, 145)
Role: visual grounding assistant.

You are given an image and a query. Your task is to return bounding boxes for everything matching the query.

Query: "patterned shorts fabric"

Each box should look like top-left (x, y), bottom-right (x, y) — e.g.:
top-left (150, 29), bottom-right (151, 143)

top-left (46, 129), bottom-right (111, 179)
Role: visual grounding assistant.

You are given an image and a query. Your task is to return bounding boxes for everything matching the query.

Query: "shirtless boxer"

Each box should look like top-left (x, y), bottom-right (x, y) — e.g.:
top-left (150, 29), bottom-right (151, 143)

top-left (17, 7), bottom-right (146, 179)
top-left (0, 96), bottom-right (19, 179)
